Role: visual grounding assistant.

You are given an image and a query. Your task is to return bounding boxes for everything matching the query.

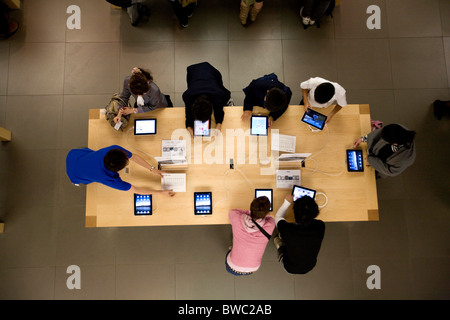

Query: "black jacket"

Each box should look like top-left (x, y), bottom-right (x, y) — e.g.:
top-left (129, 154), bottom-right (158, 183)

top-left (182, 62), bottom-right (231, 128)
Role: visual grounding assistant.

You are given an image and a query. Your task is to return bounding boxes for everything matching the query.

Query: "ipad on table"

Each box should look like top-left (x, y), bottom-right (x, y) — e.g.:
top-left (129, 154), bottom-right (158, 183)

top-left (194, 119), bottom-right (210, 137)
top-left (250, 115), bottom-right (268, 136)
top-left (134, 194), bottom-right (152, 215)
top-left (292, 185), bottom-right (316, 201)
top-left (134, 119), bottom-right (157, 135)
top-left (255, 188), bottom-right (273, 211)
top-left (346, 149), bottom-right (364, 172)
top-left (194, 192), bottom-right (212, 215)
top-left (301, 109), bottom-right (327, 130)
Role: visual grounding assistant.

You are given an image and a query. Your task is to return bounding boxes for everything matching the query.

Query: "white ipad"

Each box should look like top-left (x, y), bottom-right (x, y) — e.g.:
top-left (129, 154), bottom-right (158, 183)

top-left (292, 185), bottom-right (316, 201)
top-left (134, 119), bottom-right (157, 135)
top-left (194, 192), bottom-right (212, 215)
top-left (194, 119), bottom-right (210, 137)
top-left (255, 188), bottom-right (273, 211)
top-left (250, 115), bottom-right (268, 136)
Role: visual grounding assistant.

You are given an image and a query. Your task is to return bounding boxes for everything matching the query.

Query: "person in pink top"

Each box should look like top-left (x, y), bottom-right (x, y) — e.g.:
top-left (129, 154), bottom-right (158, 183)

top-left (226, 196), bottom-right (276, 276)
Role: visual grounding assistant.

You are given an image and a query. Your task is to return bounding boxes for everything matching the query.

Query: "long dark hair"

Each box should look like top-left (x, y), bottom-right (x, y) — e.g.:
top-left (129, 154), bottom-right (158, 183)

top-left (293, 196), bottom-right (319, 226)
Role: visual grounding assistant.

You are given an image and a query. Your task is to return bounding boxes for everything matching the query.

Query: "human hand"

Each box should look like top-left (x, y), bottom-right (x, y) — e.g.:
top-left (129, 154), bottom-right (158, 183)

top-left (153, 168), bottom-right (165, 178)
top-left (132, 67), bottom-right (141, 74)
top-left (114, 114), bottom-right (122, 124)
top-left (268, 116), bottom-right (273, 129)
top-left (353, 137), bottom-right (363, 148)
top-left (241, 110), bottom-right (252, 122)
top-left (161, 190), bottom-right (175, 197)
top-left (187, 127), bottom-right (194, 138)
top-left (304, 100), bottom-right (311, 112)
top-left (121, 107), bottom-right (134, 115)
top-left (213, 123), bottom-right (222, 137)
top-left (285, 194), bottom-right (294, 203)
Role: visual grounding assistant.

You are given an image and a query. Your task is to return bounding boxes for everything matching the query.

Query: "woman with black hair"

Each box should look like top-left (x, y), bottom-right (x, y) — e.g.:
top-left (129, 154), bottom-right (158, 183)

top-left (353, 124), bottom-right (416, 179)
top-left (273, 194), bottom-right (325, 274)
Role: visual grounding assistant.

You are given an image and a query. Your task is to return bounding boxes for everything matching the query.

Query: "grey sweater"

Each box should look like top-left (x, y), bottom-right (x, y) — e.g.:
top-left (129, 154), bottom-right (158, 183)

top-left (366, 126), bottom-right (416, 178)
top-left (119, 76), bottom-right (168, 112)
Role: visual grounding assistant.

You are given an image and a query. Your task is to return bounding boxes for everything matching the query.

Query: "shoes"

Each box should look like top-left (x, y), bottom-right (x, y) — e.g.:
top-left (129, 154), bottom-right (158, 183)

top-left (273, 235), bottom-right (283, 249)
top-left (300, 7), bottom-right (315, 26)
top-left (433, 100), bottom-right (446, 120)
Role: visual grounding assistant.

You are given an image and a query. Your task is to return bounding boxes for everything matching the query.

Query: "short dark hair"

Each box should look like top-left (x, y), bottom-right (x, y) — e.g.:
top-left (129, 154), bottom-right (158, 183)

top-left (250, 196), bottom-right (271, 220)
top-left (314, 82), bottom-right (335, 104)
top-left (293, 196), bottom-right (319, 226)
top-left (104, 149), bottom-right (129, 172)
top-left (129, 72), bottom-right (150, 96)
top-left (265, 87), bottom-right (287, 112)
top-left (192, 95), bottom-right (213, 122)
top-left (381, 124), bottom-right (416, 147)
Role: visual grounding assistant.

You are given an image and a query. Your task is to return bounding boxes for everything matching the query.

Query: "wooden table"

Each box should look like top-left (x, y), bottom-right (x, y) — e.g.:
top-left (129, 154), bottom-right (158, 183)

top-left (85, 105), bottom-right (378, 227)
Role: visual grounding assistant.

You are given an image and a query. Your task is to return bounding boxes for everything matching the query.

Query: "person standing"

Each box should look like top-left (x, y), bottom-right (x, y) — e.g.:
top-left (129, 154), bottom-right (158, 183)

top-left (241, 73), bottom-right (292, 128)
top-left (239, 0), bottom-right (264, 26)
top-left (66, 144), bottom-right (175, 196)
top-left (183, 62), bottom-right (231, 137)
top-left (168, 0), bottom-right (197, 28)
top-left (300, 76), bottom-right (347, 123)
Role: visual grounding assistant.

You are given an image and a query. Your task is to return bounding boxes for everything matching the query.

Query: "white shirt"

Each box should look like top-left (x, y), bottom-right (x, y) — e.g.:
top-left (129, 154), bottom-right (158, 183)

top-left (300, 77), bottom-right (347, 108)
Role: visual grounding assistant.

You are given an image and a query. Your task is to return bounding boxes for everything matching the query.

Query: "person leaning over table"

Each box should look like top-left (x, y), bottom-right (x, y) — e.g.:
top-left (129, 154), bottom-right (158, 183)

top-left (114, 67), bottom-right (172, 124)
top-left (241, 73), bottom-right (292, 129)
top-left (273, 194), bottom-right (325, 274)
top-left (226, 196), bottom-right (275, 276)
top-left (66, 144), bottom-right (175, 196)
top-left (353, 123), bottom-right (416, 179)
top-left (183, 62), bottom-right (231, 138)
top-left (300, 76), bottom-right (347, 124)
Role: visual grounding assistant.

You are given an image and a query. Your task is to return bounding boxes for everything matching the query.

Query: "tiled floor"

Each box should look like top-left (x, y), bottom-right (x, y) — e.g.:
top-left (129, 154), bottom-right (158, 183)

top-left (0, 0), bottom-right (449, 300)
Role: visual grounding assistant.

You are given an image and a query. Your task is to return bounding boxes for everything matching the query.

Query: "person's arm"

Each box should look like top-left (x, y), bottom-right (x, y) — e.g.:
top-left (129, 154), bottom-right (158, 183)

top-left (353, 134), bottom-right (368, 148)
top-left (213, 104), bottom-right (225, 125)
top-left (129, 185), bottom-right (175, 197)
top-left (302, 89), bottom-right (311, 111)
top-left (325, 105), bottom-right (342, 124)
top-left (274, 194), bottom-right (293, 226)
top-left (129, 154), bottom-right (164, 178)
top-left (119, 76), bottom-right (132, 105)
top-left (184, 93), bottom-right (195, 129)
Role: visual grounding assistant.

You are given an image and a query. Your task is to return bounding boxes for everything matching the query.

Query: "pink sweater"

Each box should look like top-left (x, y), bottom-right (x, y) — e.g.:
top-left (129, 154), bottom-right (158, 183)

top-left (227, 209), bottom-right (276, 272)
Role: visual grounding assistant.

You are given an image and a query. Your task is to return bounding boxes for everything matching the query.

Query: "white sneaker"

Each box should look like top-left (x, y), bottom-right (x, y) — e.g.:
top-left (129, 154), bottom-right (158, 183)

top-left (300, 7), bottom-right (310, 25)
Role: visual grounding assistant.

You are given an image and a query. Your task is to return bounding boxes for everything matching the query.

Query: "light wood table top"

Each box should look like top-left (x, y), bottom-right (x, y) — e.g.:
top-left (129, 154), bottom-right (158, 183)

top-left (85, 105), bottom-right (378, 227)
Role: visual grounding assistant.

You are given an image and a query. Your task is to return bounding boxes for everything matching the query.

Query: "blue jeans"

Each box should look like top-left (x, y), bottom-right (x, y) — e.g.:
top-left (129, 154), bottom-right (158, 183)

top-left (225, 250), bottom-right (253, 276)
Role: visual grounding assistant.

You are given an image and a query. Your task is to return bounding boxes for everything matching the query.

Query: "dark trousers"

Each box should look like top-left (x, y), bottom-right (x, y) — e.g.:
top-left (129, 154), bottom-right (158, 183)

top-left (302, 0), bottom-right (331, 21)
top-left (0, 2), bottom-right (10, 34)
top-left (168, 0), bottom-right (196, 26)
